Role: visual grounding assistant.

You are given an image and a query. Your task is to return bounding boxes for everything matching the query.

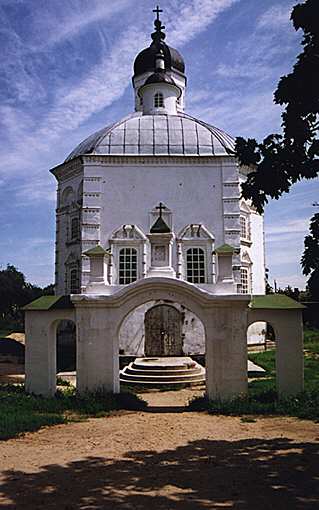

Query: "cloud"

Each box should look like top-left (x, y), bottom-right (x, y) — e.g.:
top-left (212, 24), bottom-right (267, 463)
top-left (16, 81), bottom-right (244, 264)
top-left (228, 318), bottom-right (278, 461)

top-left (0, 0), bottom-right (238, 186)
top-left (257, 4), bottom-right (293, 30)
top-left (266, 218), bottom-right (309, 237)
top-left (167, 0), bottom-right (239, 47)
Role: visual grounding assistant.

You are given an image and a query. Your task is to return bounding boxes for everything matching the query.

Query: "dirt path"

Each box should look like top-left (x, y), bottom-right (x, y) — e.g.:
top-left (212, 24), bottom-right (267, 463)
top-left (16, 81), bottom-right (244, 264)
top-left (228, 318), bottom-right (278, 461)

top-left (0, 389), bottom-right (319, 509)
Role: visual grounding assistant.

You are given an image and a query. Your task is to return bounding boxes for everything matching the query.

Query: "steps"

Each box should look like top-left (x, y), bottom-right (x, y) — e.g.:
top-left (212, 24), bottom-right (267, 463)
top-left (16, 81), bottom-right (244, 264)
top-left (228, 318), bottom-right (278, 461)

top-left (120, 356), bottom-right (206, 387)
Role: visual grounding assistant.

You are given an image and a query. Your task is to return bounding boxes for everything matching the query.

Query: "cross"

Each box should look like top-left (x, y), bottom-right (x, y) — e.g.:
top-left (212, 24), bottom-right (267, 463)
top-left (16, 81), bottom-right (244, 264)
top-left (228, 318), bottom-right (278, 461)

top-left (153, 5), bottom-right (163, 22)
top-left (156, 202), bottom-right (165, 218)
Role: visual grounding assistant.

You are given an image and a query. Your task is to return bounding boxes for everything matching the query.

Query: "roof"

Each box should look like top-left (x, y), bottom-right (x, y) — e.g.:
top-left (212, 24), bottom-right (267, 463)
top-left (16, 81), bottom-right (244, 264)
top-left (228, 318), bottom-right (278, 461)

top-left (23, 295), bottom-right (74, 311)
top-left (214, 244), bottom-right (235, 254)
top-left (84, 245), bottom-right (108, 256)
top-left (150, 216), bottom-right (171, 233)
top-left (144, 71), bottom-right (176, 86)
top-left (134, 43), bottom-right (185, 76)
top-left (250, 295), bottom-right (305, 310)
top-left (65, 112), bottom-right (235, 162)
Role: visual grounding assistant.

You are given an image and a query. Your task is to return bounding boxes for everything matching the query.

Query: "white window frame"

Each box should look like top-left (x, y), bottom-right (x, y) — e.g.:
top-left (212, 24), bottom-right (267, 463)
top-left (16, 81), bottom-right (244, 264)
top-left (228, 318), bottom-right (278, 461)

top-left (154, 92), bottom-right (164, 108)
top-left (239, 266), bottom-right (250, 294)
top-left (110, 225), bottom-right (147, 285)
top-left (178, 224), bottom-right (215, 284)
top-left (118, 247), bottom-right (138, 285)
top-left (186, 247), bottom-right (206, 283)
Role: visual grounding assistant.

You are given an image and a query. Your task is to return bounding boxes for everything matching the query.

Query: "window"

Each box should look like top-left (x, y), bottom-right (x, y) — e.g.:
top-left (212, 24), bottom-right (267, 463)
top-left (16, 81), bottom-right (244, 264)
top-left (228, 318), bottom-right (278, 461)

top-left (186, 248), bottom-right (205, 283)
top-left (119, 247), bottom-right (137, 284)
top-left (70, 268), bottom-right (78, 294)
top-left (240, 215), bottom-right (250, 240)
top-left (71, 218), bottom-right (79, 240)
top-left (240, 267), bottom-right (249, 294)
top-left (154, 92), bottom-right (164, 108)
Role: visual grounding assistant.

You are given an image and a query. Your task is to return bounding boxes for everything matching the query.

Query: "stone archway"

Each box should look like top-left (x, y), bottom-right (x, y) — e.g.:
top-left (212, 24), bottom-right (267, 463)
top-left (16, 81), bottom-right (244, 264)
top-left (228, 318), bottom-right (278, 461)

top-left (144, 305), bottom-right (183, 356)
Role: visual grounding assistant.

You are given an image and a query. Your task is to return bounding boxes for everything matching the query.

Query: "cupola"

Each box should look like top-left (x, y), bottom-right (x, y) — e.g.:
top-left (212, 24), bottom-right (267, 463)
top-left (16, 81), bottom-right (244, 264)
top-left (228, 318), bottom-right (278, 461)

top-left (132, 6), bottom-right (186, 113)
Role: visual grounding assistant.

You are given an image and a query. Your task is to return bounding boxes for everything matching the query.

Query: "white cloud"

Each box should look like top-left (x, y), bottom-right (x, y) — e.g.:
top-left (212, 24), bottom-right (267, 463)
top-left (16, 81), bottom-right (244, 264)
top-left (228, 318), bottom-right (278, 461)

top-left (266, 218), bottom-right (309, 237)
top-left (257, 4), bottom-right (293, 30)
top-left (167, 0), bottom-right (239, 47)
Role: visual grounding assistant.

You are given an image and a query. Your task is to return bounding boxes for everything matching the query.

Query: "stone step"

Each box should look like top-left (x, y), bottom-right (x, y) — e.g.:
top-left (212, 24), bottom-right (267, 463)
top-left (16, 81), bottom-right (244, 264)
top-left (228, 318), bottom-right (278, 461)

top-left (132, 357), bottom-right (199, 371)
top-left (120, 357), bottom-right (206, 387)
top-left (126, 364), bottom-right (203, 377)
top-left (120, 371), bottom-right (205, 383)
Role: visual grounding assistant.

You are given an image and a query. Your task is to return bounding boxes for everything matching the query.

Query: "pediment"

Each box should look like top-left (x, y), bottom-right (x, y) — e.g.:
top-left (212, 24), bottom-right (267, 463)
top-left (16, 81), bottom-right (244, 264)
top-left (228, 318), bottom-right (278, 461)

top-left (240, 200), bottom-right (251, 214)
top-left (178, 224), bottom-right (214, 240)
top-left (111, 224), bottom-right (146, 240)
top-left (241, 250), bottom-right (252, 264)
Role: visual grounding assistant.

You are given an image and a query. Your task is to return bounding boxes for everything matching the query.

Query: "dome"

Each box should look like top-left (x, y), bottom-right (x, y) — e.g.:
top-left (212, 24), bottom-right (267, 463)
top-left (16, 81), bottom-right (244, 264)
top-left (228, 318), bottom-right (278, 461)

top-left (65, 112), bottom-right (235, 162)
top-left (144, 71), bottom-right (176, 86)
top-left (134, 43), bottom-right (185, 76)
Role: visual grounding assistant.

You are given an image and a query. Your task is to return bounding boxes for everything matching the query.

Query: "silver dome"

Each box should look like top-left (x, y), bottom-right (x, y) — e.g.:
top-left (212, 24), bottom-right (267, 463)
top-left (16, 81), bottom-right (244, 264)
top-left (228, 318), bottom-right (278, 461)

top-left (65, 112), bottom-right (235, 162)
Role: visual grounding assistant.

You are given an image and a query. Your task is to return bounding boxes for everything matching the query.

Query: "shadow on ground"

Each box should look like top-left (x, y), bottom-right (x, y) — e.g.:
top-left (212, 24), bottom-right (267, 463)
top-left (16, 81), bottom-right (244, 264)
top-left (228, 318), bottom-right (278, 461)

top-left (1, 437), bottom-right (318, 509)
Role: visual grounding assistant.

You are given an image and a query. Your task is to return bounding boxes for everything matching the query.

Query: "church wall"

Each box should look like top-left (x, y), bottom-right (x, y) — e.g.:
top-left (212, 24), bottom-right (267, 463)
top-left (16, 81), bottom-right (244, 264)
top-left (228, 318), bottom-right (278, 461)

top-left (250, 211), bottom-right (265, 294)
top-left (55, 173), bottom-right (84, 294)
top-left (83, 159), bottom-right (227, 259)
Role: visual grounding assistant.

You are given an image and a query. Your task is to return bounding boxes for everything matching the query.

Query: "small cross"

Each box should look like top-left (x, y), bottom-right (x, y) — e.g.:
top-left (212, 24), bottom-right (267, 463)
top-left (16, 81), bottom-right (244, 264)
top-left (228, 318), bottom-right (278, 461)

top-left (156, 202), bottom-right (165, 218)
top-left (153, 5), bottom-right (163, 22)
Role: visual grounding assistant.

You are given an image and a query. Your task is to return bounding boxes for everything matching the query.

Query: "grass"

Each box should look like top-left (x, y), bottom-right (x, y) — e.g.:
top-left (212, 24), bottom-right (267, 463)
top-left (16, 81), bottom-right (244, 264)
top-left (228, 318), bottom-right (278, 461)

top-left (189, 329), bottom-right (319, 421)
top-left (0, 385), bottom-right (147, 440)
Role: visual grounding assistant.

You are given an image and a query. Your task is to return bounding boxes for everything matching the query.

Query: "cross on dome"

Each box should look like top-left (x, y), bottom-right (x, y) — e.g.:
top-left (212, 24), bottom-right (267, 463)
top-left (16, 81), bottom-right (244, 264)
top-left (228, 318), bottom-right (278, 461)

top-left (152, 5), bottom-right (166, 44)
top-left (153, 5), bottom-right (163, 22)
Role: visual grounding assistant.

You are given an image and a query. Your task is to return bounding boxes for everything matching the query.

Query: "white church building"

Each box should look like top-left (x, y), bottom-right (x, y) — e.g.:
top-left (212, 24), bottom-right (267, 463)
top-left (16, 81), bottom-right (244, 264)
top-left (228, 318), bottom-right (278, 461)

top-left (24, 8), bottom-right (304, 400)
top-left (52, 9), bottom-right (265, 353)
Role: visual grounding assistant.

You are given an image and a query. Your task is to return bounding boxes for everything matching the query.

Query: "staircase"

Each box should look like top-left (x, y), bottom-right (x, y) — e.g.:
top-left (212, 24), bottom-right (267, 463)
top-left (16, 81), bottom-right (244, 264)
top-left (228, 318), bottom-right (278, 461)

top-left (120, 356), bottom-right (205, 387)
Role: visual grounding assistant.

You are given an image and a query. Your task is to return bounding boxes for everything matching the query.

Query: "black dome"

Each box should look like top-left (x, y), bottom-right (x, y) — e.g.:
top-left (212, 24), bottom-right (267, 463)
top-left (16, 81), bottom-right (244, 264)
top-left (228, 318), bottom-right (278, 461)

top-left (144, 71), bottom-right (176, 86)
top-left (134, 43), bottom-right (185, 76)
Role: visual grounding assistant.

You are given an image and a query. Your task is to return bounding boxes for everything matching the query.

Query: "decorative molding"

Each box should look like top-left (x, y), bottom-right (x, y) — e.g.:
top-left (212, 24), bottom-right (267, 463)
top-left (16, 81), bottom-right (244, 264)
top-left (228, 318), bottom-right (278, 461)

top-left (82, 155), bottom-right (233, 166)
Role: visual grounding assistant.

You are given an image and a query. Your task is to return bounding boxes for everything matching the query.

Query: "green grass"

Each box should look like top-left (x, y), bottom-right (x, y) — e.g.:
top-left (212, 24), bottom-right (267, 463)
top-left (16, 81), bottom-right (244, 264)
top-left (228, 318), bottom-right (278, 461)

top-left (190, 329), bottom-right (319, 421)
top-left (0, 385), bottom-right (147, 440)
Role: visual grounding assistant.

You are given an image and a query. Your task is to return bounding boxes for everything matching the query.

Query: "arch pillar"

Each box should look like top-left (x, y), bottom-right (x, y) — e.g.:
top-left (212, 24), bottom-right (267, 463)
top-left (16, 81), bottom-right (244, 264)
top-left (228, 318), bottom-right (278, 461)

top-left (248, 309), bottom-right (304, 396)
top-left (205, 300), bottom-right (249, 400)
top-left (25, 309), bottom-right (75, 396)
top-left (76, 305), bottom-right (120, 394)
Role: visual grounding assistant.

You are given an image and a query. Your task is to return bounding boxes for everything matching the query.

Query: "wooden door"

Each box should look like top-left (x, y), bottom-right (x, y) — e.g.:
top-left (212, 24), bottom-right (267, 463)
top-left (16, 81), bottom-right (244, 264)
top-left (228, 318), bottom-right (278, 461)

top-left (144, 305), bottom-right (183, 357)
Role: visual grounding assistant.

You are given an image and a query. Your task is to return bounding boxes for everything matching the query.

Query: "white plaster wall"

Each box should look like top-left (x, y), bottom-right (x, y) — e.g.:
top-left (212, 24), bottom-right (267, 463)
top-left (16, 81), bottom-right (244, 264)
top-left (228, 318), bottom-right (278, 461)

top-left (55, 173), bottom-right (83, 294)
top-left (140, 83), bottom-right (179, 115)
top-left (84, 160), bottom-right (226, 270)
top-left (119, 301), bottom-right (205, 355)
top-left (250, 211), bottom-right (265, 294)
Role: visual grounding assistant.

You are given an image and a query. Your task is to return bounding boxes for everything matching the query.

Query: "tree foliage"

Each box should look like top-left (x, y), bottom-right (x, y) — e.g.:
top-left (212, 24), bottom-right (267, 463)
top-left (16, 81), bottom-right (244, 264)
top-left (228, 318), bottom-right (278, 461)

top-left (0, 265), bottom-right (54, 328)
top-left (235, 0), bottom-right (319, 213)
top-left (301, 213), bottom-right (319, 299)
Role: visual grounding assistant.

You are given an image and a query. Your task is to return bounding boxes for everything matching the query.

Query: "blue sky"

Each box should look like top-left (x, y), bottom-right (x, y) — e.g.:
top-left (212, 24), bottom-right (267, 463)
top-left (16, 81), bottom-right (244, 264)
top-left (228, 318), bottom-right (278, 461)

top-left (0, 0), bottom-right (317, 289)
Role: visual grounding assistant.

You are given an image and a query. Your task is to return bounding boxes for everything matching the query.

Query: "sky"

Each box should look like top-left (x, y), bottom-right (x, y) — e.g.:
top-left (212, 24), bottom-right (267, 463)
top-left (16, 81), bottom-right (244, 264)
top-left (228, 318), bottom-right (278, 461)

top-left (0, 0), bottom-right (317, 289)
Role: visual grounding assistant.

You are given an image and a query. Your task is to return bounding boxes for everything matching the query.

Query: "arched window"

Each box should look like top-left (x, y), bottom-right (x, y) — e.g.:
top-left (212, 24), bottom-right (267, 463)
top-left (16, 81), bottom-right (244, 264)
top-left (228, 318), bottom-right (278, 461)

top-left (70, 268), bottom-right (78, 294)
top-left (119, 247), bottom-right (138, 284)
top-left (154, 92), bottom-right (164, 108)
top-left (71, 218), bottom-right (79, 240)
top-left (186, 247), bottom-right (205, 283)
top-left (240, 267), bottom-right (250, 294)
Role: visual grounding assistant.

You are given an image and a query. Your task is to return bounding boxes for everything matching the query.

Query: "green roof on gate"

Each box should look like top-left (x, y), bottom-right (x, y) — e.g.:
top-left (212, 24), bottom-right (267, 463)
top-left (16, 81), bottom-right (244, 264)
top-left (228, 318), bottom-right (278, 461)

top-left (250, 295), bottom-right (305, 310)
top-left (23, 295), bottom-right (74, 311)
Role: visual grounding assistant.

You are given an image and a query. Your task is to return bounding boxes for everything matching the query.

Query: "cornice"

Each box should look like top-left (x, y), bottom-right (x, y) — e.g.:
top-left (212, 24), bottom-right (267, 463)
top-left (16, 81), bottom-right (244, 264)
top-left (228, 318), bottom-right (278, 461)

top-left (82, 154), bottom-right (234, 167)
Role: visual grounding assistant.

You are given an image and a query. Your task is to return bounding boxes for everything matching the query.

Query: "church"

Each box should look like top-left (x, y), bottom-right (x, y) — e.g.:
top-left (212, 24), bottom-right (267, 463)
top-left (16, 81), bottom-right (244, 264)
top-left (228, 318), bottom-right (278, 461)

top-left (24, 7), bottom-right (304, 400)
top-left (51, 8), bottom-right (265, 354)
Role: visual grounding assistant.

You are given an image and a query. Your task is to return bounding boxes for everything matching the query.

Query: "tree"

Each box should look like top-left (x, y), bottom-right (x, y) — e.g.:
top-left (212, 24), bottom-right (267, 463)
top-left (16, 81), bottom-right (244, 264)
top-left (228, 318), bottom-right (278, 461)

top-left (0, 265), bottom-right (53, 328)
top-left (235, 0), bottom-right (319, 296)
top-left (235, 0), bottom-right (319, 213)
top-left (301, 213), bottom-right (319, 299)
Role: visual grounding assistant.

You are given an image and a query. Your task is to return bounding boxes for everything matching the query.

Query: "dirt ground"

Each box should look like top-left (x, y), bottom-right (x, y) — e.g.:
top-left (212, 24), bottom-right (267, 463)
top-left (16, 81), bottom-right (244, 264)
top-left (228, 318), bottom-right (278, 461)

top-left (0, 388), bottom-right (319, 510)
